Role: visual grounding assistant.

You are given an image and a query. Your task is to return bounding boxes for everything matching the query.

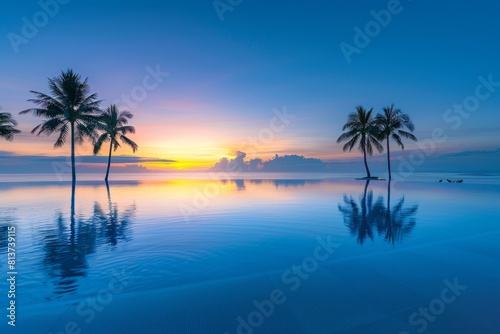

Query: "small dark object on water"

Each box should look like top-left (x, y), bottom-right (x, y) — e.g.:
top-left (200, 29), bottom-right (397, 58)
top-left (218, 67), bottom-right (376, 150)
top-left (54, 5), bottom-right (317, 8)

top-left (445, 179), bottom-right (464, 183)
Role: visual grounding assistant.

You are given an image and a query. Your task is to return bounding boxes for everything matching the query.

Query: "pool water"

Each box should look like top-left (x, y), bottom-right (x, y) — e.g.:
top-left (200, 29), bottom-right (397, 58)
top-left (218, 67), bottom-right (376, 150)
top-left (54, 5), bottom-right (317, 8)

top-left (0, 177), bottom-right (499, 333)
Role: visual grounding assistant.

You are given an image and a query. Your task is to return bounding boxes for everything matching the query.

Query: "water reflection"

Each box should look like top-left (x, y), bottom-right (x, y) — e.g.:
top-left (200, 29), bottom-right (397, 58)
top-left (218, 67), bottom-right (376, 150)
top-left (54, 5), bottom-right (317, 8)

top-left (233, 179), bottom-right (246, 190)
top-left (42, 183), bottom-right (135, 296)
top-left (272, 179), bottom-right (322, 189)
top-left (215, 179), bottom-right (323, 190)
top-left (42, 185), bottom-right (97, 296)
top-left (0, 210), bottom-right (17, 254)
top-left (338, 181), bottom-right (418, 245)
top-left (381, 181), bottom-right (418, 245)
top-left (247, 179), bottom-right (322, 188)
top-left (91, 183), bottom-right (135, 246)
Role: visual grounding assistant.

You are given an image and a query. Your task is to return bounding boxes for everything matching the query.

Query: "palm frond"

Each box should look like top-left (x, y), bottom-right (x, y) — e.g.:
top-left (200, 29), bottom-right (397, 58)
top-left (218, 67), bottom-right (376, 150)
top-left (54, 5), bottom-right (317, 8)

top-left (0, 110), bottom-right (22, 141)
top-left (338, 106), bottom-right (382, 155)
top-left (397, 130), bottom-right (418, 142)
top-left (93, 133), bottom-right (110, 155)
top-left (33, 117), bottom-right (66, 136)
top-left (116, 125), bottom-right (136, 135)
top-left (375, 105), bottom-right (417, 151)
top-left (120, 135), bottom-right (138, 153)
top-left (391, 132), bottom-right (404, 149)
top-left (54, 124), bottom-right (69, 148)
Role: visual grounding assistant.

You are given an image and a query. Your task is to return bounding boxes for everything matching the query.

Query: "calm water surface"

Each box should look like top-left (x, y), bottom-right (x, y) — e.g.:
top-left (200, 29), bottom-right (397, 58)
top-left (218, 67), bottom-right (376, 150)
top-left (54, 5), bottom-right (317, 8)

top-left (0, 176), bottom-right (499, 333)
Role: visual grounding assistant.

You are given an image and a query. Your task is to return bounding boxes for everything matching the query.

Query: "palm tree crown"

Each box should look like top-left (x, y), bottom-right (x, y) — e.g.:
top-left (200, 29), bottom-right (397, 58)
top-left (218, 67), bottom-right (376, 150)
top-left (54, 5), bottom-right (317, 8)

top-left (0, 110), bottom-right (21, 141)
top-left (20, 69), bottom-right (101, 184)
top-left (375, 104), bottom-right (417, 180)
top-left (337, 106), bottom-right (383, 178)
top-left (94, 105), bottom-right (138, 181)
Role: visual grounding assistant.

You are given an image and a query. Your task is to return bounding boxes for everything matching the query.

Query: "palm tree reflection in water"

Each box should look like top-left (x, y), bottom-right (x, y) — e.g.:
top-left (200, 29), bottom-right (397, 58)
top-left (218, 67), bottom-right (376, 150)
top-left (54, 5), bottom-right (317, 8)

top-left (338, 181), bottom-right (418, 245)
top-left (0, 213), bottom-right (17, 254)
top-left (42, 183), bottom-right (135, 296)
top-left (92, 182), bottom-right (136, 247)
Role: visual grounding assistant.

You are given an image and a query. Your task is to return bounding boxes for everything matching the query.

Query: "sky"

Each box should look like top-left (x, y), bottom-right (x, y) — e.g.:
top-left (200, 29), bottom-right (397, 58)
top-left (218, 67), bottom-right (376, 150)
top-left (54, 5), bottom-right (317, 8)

top-left (0, 0), bottom-right (499, 173)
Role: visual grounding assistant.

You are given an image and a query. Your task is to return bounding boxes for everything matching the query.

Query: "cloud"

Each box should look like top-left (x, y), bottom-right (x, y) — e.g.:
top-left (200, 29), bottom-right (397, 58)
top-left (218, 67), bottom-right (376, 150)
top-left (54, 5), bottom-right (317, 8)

top-left (0, 151), bottom-right (175, 174)
top-left (209, 152), bottom-right (328, 172)
top-left (440, 148), bottom-right (500, 158)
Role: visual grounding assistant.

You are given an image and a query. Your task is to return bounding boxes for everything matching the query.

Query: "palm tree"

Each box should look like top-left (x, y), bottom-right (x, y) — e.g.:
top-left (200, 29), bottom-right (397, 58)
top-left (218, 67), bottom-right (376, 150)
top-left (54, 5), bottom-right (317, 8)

top-left (93, 105), bottom-right (138, 182)
top-left (337, 106), bottom-right (383, 178)
top-left (20, 69), bottom-right (101, 185)
top-left (375, 104), bottom-right (418, 180)
top-left (0, 109), bottom-right (21, 141)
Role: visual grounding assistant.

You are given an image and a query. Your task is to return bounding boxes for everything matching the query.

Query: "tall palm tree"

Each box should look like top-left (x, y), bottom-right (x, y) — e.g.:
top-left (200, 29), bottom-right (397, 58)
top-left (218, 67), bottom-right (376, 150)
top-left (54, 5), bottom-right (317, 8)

top-left (0, 109), bottom-right (21, 141)
top-left (20, 69), bottom-right (101, 185)
top-left (375, 104), bottom-right (418, 180)
top-left (93, 105), bottom-right (138, 182)
top-left (337, 106), bottom-right (383, 178)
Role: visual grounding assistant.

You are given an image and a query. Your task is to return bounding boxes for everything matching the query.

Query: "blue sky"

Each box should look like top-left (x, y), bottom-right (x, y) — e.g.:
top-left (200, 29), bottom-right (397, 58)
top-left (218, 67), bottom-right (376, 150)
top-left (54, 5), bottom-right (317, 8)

top-left (0, 0), bottom-right (499, 173)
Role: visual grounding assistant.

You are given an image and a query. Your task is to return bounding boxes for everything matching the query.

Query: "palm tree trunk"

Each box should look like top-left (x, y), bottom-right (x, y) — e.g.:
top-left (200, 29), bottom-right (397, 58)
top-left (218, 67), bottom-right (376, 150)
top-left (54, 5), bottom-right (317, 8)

top-left (70, 125), bottom-right (76, 246)
top-left (70, 180), bottom-right (76, 246)
top-left (105, 142), bottom-right (113, 182)
top-left (363, 148), bottom-right (371, 178)
top-left (386, 140), bottom-right (392, 180)
top-left (70, 121), bottom-right (76, 186)
top-left (387, 180), bottom-right (391, 207)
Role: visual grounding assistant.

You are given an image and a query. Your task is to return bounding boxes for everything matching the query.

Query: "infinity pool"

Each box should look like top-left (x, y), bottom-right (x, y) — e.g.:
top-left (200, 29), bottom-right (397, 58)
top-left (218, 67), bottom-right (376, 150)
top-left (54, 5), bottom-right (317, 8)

top-left (0, 176), bottom-right (498, 333)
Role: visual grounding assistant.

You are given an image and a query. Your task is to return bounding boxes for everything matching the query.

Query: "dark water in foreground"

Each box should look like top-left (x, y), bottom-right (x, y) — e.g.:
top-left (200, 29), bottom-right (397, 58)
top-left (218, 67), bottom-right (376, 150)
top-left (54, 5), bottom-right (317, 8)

top-left (0, 176), bottom-right (499, 333)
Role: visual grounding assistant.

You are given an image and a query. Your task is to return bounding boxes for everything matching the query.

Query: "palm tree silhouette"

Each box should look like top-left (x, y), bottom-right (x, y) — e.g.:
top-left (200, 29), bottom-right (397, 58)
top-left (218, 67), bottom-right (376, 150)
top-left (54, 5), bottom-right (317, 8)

top-left (375, 105), bottom-right (418, 180)
top-left (93, 105), bottom-right (138, 181)
top-left (20, 69), bottom-right (101, 185)
top-left (0, 109), bottom-right (21, 141)
top-left (337, 106), bottom-right (383, 178)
